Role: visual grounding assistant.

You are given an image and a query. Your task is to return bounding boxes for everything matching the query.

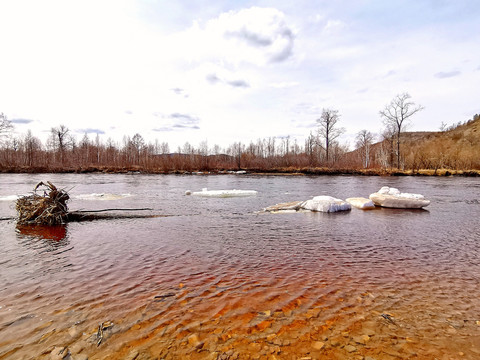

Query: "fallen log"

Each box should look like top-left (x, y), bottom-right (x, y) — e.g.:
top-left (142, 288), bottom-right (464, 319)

top-left (67, 210), bottom-right (172, 222)
top-left (15, 182), bottom-right (171, 224)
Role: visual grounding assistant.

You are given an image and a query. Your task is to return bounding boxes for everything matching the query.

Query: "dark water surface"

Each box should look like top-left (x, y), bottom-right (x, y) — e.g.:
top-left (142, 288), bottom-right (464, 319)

top-left (0, 174), bottom-right (479, 359)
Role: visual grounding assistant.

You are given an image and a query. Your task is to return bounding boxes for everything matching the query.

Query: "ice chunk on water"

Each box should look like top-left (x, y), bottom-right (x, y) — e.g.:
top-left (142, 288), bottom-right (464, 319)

top-left (346, 197), bottom-right (376, 209)
top-left (264, 201), bottom-right (303, 212)
top-left (370, 187), bottom-right (430, 208)
top-left (376, 186), bottom-right (424, 199)
top-left (74, 193), bottom-right (132, 200)
top-left (0, 194), bottom-right (24, 201)
top-left (301, 196), bottom-right (351, 213)
top-left (191, 188), bottom-right (258, 198)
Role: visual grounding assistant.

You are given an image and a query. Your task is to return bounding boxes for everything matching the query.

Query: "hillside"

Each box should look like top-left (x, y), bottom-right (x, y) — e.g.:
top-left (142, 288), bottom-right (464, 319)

top-left (374, 116), bottom-right (480, 170)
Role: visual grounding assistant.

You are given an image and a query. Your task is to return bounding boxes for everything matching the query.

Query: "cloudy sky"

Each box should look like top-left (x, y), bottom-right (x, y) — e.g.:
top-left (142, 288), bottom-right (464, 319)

top-left (1, 0), bottom-right (479, 149)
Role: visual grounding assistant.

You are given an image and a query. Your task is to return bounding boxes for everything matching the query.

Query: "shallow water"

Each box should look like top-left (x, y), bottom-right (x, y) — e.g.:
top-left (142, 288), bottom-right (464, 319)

top-left (0, 174), bottom-right (479, 359)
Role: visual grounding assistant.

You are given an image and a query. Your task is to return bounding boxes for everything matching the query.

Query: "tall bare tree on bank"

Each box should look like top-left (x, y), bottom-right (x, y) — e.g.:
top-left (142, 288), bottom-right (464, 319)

top-left (355, 129), bottom-right (375, 168)
top-left (0, 113), bottom-right (13, 137)
top-left (379, 93), bottom-right (424, 169)
top-left (50, 125), bottom-right (71, 164)
top-left (317, 108), bottom-right (345, 164)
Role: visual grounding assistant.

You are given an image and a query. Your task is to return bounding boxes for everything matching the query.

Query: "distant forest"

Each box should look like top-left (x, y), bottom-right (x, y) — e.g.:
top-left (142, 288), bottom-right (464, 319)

top-left (0, 112), bottom-right (479, 174)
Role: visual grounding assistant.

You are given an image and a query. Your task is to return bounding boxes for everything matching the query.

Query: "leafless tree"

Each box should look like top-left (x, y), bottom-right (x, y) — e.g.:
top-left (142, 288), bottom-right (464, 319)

top-left (228, 142), bottom-right (244, 169)
top-left (50, 125), bottom-right (71, 164)
top-left (379, 93), bottom-right (424, 169)
top-left (22, 130), bottom-right (42, 167)
top-left (159, 141), bottom-right (170, 155)
top-left (0, 113), bottom-right (13, 137)
top-left (355, 130), bottom-right (375, 168)
top-left (130, 133), bottom-right (146, 165)
top-left (317, 108), bottom-right (345, 164)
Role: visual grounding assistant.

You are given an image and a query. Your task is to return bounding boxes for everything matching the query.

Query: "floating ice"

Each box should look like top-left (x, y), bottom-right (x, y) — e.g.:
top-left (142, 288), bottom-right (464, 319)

top-left (191, 188), bottom-right (257, 198)
top-left (74, 193), bottom-right (132, 201)
top-left (377, 186), bottom-right (425, 199)
top-left (346, 197), bottom-right (376, 210)
top-left (369, 186), bottom-right (430, 208)
top-left (301, 196), bottom-right (351, 213)
top-left (0, 195), bottom-right (22, 201)
top-left (263, 201), bottom-right (304, 213)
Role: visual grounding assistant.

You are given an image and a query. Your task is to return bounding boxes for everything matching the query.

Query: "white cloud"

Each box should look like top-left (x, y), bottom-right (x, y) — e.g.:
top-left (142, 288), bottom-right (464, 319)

top-left (0, 1), bottom-right (479, 150)
top-left (323, 19), bottom-right (347, 34)
top-left (169, 7), bottom-right (295, 69)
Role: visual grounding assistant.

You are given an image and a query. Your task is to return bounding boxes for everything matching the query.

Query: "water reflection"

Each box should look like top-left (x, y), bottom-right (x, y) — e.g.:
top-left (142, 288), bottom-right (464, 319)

top-left (16, 223), bottom-right (68, 241)
top-left (16, 224), bottom-right (69, 250)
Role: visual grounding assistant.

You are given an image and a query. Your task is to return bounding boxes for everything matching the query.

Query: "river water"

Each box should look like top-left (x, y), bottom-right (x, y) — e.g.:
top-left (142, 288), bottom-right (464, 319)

top-left (0, 173), bottom-right (479, 360)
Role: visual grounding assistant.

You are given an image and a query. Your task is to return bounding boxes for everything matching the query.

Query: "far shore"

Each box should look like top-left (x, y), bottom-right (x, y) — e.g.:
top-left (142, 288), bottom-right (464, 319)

top-left (0, 166), bottom-right (479, 177)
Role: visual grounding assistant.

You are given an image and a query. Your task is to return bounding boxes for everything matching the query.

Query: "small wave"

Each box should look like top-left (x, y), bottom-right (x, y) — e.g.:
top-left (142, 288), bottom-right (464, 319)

top-left (73, 193), bottom-right (132, 201)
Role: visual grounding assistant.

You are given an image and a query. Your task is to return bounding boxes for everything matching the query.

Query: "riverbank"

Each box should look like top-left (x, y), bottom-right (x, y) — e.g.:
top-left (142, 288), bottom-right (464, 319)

top-left (0, 165), bottom-right (479, 176)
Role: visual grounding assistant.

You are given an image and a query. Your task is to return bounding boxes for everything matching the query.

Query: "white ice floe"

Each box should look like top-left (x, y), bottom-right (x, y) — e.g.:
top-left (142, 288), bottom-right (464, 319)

top-left (346, 197), bottom-right (376, 210)
top-left (191, 188), bottom-right (257, 198)
top-left (73, 193), bottom-right (132, 201)
top-left (369, 186), bottom-right (430, 208)
top-left (263, 201), bottom-right (304, 213)
top-left (301, 196), bottom-right (351, 213)
top-left (0, 194), bottom-right (23, 201)
top-left (377, 186), bottom-right (425, 199)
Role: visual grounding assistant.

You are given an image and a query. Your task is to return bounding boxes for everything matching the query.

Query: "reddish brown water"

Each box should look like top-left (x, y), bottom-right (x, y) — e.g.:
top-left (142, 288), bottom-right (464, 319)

top-left (0, 174), bottom-right (479, 359)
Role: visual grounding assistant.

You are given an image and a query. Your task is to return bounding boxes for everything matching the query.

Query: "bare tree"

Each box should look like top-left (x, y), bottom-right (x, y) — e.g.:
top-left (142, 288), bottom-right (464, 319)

top-left (355, 129), bottom-right (375, 168)
top-left (379, 93), bottom-right (424, 169)
top-left (376, 126), bottom-right (395, 168)
top-left (0, 113), bottom-right (13, 137)
top-left (228, 142), bottom-right (244, 169)
top-left (131, 133), bottom-right (146, 165)
top-left (160, 142), bottom-right (170, 155)
top-left (317, 108), bottom-right (345, 164)
top-left (50, 125), bottom-right (71, 164)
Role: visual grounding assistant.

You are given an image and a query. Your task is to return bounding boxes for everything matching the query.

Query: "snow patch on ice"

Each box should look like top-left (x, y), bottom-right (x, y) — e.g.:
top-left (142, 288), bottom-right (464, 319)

top-left (74, 193), bottom-right (132, 201)
top-left (264, 201), bottom-right (303, 212)
top-left (191, 188), bottom-right (258, 198)
top-left (377, 186), bottom-right (425, 200)
top-left (0, 194), bottom-right (23, 201)
top-left (301, 196), bottom-right (351, 213)
top-left (346, 197), bottom-right (376, 209)
top-left (370, 187), bottom-right (430, 208)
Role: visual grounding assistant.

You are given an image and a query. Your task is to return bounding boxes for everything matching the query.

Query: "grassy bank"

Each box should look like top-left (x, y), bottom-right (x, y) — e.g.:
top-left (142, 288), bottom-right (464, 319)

top-left (1, 165), bottom-right (479, 176)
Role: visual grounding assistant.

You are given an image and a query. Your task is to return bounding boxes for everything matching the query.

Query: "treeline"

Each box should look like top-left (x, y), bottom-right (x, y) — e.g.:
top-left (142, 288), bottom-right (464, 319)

top-left (0, 127), bottom-right (354, 172)
top-left (0, 111), bottom-right (479, 174)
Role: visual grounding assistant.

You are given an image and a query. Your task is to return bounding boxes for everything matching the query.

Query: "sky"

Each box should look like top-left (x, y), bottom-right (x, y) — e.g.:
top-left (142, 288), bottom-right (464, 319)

top-left (1, 0), bottom-right (479, 150)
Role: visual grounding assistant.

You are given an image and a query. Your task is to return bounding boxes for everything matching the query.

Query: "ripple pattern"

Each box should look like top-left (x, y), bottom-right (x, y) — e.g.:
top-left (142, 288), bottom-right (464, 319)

top-left (0, 174), bottom-right (479, 359)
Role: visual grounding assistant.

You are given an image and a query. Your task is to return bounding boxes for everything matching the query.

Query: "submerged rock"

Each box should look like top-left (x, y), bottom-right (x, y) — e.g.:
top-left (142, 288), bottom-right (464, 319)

top-left (301, 196), bottom-right (351, 213)
top-left (346, 197), bottom-right (376, 210)
top-left (369, 186), bottom-right (430, 209)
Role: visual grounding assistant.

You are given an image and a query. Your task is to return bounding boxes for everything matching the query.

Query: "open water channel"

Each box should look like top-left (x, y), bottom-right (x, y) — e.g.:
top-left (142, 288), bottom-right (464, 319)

top-left (0, 173), bottom-right (479, 359)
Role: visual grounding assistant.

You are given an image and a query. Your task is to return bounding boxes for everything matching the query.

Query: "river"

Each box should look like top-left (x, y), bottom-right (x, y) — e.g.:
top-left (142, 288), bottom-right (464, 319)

top-left (0, 173), bottom-right (479, 359)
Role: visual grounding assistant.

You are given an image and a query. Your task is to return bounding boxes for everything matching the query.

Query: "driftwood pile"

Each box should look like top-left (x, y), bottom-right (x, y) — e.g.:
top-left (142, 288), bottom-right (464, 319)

top-left (16, 182), bottom-right (70, 225)
top-left (13, 181), bottom-right (164, 226)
